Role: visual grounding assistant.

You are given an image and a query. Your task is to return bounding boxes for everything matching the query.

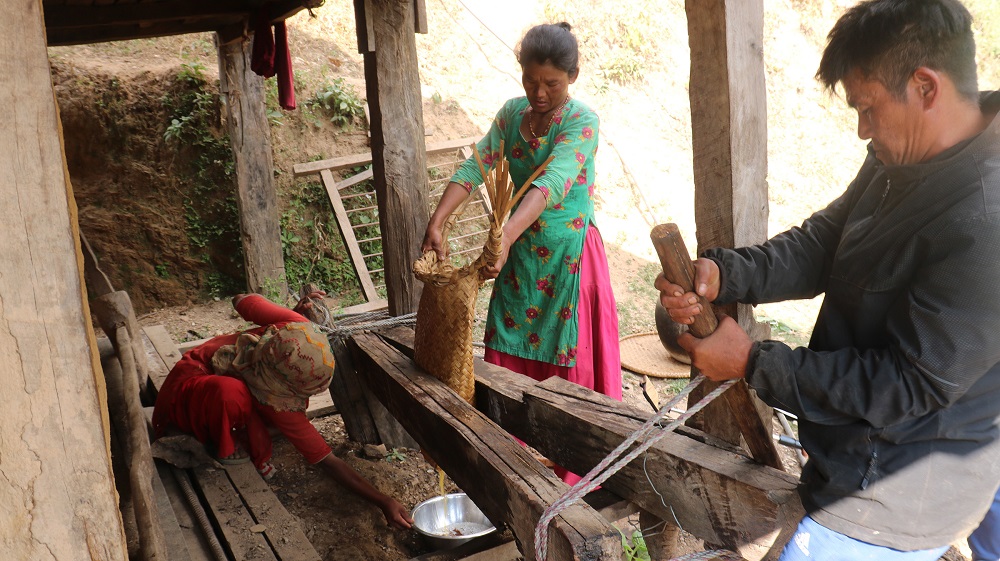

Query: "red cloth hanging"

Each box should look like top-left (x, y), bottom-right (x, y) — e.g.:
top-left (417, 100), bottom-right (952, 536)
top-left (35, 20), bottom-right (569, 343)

top-left (274, 22), bottom-right (296, 110)
top-left (250, 10), bottom-right (276, 78)
top-left (250, 10), bottom-right (296, 110)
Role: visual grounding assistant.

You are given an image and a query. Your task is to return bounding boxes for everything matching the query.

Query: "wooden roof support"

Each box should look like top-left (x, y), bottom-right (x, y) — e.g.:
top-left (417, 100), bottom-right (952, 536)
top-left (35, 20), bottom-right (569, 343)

top-left (684, 0), bottom-right (776, 449)
top-left (217, 33), bottom-right (288, 298)
top-left (1, 2), bottom-right (127, 557)
top-left (350, 333), bottom-right (622, 561)
top-left (356, 0), bottom-right (431, 315)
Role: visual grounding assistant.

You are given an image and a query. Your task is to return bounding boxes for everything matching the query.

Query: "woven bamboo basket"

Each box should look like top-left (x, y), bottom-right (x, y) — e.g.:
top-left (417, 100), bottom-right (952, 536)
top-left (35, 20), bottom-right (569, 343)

top-left (413, 144), bottom-right (552, 403)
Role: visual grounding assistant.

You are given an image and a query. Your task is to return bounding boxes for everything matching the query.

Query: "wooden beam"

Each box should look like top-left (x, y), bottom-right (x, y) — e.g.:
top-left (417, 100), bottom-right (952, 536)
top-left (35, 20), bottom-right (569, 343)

top-left (359, 0), bottom-right (431, 315)
top-left (44, 0), bottom-right (250, 30)
top-left (46, 16), bottom-right (245, 47)
top-left (1, 2), bottom-right (127, 555)
top-left (684, 0), bottom-right (774, 449)
top-left (293, 137), bottom-right (477, 178)
top-left (474, 366), bottom-right (801, 561)
top-left (321, 169), bottom-right (381, 302)
top-left (218, 34), bottom-right (287, 296)
top-left (349, 333), bottom-right (622, 561)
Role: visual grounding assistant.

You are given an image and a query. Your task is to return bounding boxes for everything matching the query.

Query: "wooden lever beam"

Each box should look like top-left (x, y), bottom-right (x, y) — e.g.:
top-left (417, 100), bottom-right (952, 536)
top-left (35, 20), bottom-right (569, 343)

top-left (650, 223), bottom-right (784, 471)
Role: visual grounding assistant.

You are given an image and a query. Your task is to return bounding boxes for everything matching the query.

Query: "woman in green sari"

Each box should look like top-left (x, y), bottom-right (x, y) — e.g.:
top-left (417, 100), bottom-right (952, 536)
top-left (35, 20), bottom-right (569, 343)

top-left (422, 23), bottom-right (622, 484)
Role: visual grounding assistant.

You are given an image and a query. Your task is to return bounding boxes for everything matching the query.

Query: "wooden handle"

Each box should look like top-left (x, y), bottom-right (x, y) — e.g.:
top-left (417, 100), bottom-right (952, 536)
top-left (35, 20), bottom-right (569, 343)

top-left (650, 223), bottom-right (717, 338)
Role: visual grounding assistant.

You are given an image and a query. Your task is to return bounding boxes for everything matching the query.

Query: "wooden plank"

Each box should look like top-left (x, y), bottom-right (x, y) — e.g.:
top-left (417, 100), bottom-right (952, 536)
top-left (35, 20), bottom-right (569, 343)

top-left (336, 167), bottom-right (374, 191)
top-left (224, 463), bottom-right (322, 561)
top-left (684, 0), bottom-right (774, 447)
top-left (191, 466), bottom-right (278, 561)
top-left (475, 367), bottom-right (800, 561)
top-left (305, 390), bottom-right (338, 419)
top-left (151, 460), bottom-right (194, 561)
top-left (141, 326), bottom-right (174, 397)
top-left (155, 462), bottom-right (215, 561)
top-left (146, 324), bottom-right (184, 370)
top-left (339, 299), bottom-right (389, 315)
top-left (349, 333), bottom-right (622, 561)
top-left (219, 35), bottom-right (287, 295)
top-left (0, 6), bottom-right (128, 549)
top-left (293, 137), bottom-right (476, 178)
top-left (321, 169), bottom-right (381, 302)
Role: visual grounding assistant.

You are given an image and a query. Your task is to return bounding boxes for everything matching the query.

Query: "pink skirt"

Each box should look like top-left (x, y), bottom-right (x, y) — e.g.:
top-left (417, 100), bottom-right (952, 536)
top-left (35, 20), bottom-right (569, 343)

top-left (485, 226), bottom-right (622, 484)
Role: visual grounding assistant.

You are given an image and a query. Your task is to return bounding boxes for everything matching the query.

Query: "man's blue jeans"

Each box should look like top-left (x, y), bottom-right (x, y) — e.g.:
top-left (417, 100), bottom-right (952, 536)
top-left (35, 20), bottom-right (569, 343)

top-left (779, 516), bottom-right (949, 561)
top-left (970, 488), bottom-right (1000, 561)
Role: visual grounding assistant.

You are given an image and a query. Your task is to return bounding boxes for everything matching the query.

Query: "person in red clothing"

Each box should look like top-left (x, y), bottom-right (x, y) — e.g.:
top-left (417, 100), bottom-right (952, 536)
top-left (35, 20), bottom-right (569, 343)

top-left (152, 292), bottom-right (413, 529)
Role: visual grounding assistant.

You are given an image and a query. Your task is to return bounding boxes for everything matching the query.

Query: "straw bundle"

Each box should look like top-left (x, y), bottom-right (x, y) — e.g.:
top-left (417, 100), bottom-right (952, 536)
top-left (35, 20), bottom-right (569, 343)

top-left (413, 143), bottom-right (553, 403)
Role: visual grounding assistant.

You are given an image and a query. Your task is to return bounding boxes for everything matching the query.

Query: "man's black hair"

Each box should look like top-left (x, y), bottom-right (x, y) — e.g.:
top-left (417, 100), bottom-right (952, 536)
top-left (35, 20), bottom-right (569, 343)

top-left (817, 0), bottom-right (978, 101)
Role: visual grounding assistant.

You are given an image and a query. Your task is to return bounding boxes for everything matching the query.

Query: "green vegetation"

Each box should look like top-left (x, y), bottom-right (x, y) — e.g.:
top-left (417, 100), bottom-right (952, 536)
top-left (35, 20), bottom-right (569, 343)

top-left (279, 170), bottom-right (366, 303)
top-left (306, 78), bottom-right (365, 128)
top-left (162, 62), bottom-right (243, 298)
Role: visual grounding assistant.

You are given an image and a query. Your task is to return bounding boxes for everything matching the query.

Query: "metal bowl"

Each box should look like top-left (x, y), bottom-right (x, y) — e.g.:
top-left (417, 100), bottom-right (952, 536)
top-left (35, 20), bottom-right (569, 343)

top-left (412, 493), bottom-right (496, 550)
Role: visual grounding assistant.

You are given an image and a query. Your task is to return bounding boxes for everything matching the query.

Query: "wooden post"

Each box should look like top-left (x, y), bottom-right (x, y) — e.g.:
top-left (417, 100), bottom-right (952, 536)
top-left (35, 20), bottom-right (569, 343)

top-left (685, 0), bottom-right (774, 446)
top-left (356, 0), bottom-right (431, 315)
top-left (0, 1), bottom-right (127, 558)
top-left (217, 33), bottom-right (287, 298)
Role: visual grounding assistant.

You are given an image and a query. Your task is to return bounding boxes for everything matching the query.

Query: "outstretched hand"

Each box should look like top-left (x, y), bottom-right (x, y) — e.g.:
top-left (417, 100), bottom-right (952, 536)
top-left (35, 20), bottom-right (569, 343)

top-left (381, 498), bottom-right (414, 529)
top-left (293, 290), bottom-right (327, 316)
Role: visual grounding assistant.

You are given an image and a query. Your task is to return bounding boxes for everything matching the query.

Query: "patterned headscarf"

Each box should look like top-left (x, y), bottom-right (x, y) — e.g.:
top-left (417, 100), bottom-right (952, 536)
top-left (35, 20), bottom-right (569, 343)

top-left (211, 322), bottom-right (335, 412)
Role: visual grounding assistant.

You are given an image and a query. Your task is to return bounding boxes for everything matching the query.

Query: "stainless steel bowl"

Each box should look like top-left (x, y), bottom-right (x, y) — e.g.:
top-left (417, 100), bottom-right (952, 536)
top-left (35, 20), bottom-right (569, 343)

top-left (412, 493), bottom-right (496, 550)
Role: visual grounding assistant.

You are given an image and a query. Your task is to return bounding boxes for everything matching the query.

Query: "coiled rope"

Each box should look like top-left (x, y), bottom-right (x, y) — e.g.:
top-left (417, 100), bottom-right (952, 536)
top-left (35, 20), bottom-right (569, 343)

top-left (534, 375), bottom-right (736, 561)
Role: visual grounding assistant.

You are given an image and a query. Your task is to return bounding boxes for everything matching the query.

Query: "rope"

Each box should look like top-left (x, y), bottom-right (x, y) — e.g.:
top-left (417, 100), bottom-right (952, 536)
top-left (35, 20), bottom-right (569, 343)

top-left (533, 375), bottom-right (736, 561)
top-left (319, 310), bottom-right (417, 339)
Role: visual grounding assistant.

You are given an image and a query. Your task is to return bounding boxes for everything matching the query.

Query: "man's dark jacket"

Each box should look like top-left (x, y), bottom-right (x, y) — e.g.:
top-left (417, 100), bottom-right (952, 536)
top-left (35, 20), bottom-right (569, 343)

top-left (704, 92), bottom-right (1000, 550)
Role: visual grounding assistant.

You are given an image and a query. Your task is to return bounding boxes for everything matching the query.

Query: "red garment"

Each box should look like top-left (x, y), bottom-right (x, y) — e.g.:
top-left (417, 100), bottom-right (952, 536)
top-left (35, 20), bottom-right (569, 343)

top-left (152, 295), bottom-right (331, 468)
top-left (274, 22), bottom-right (296, 110)
top-left (250, 10), bottom-right (295, 110)
top-left (485, 226), bottom-right (621, 485)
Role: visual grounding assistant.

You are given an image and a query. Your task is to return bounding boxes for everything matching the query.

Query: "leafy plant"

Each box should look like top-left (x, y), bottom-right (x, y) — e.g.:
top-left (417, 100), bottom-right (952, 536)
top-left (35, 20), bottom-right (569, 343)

top-left (384, 448), bottom-right (407, 463)
top-left (162, 62), bottom-right (243, 299)
top-left (308, 78), bottom-right (365, 127)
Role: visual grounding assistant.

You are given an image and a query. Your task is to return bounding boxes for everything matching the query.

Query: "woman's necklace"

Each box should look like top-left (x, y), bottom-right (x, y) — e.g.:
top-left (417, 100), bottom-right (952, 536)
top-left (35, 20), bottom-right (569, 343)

top-left (527, 96), bottom-right (570, 138)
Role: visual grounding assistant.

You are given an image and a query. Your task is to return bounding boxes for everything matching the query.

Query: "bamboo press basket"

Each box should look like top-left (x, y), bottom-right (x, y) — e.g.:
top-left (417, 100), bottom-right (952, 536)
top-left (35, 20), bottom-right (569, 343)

top-left (413, 144), bottom-right (553, 403)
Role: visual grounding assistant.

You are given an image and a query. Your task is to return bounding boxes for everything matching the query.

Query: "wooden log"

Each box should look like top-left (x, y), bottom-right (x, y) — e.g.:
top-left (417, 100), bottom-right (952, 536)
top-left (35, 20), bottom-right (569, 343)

top-left (477, 371), bottom-right (800, 561)
top-left (218, 33), bottom-right (287, 296)
top-left (1, 11), bottom-right (128, 551)
top-left (650, 224), bottom-right (782, 470)
top-left (349, 333), bottom-right (622, 561)
top-left (93, 290), bottom-right (153, 405)
top-left (114, 326), bottom-right (170, 561)
top-left (685, 0), bottom-right (775, 448)
top-left (358, 0), bottom-right (431, 315)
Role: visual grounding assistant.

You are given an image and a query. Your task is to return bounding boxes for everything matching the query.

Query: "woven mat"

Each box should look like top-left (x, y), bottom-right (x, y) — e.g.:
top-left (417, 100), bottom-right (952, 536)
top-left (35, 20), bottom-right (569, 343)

top-left (619, 332), bottom-right (690, 378)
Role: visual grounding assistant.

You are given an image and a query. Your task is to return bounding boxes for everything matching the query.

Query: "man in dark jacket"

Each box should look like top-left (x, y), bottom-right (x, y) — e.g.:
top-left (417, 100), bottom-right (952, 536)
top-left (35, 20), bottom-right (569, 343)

top-left (656, 0), bottom-right (1000, 559)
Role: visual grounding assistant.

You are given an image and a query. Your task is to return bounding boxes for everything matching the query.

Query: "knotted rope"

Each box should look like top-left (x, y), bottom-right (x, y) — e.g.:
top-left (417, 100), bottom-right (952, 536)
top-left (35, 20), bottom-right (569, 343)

top-left (533, 375), bottom-right (737, 561)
